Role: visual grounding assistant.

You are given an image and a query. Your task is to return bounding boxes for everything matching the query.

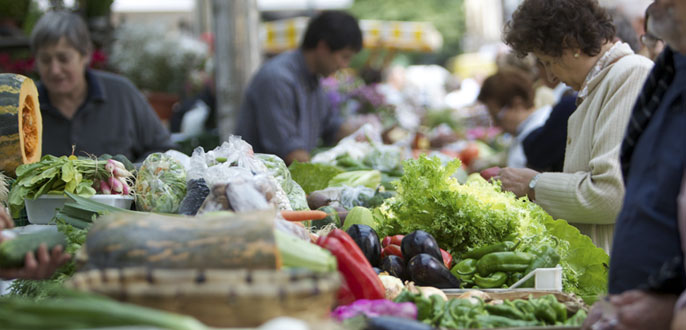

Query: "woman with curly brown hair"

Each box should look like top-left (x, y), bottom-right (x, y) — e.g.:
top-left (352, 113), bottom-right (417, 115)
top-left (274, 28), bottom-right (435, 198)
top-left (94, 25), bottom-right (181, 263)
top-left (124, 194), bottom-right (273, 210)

top-left (496, 0), bottom-right (653, 252)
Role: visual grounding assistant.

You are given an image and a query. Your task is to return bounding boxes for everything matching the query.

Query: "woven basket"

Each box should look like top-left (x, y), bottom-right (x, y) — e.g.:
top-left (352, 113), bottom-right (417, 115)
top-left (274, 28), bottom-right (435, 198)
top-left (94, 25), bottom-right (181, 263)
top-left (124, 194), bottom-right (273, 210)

top-left (67, 268), bottom-right (340, 328)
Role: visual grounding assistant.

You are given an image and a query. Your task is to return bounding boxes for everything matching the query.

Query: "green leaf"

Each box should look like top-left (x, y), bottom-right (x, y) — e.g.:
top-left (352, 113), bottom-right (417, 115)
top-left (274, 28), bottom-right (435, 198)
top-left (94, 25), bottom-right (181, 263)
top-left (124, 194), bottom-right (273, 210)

top-left (288, 162), bottom-right (344, 194)
top-left (61, 161), bottom-right (76, 183)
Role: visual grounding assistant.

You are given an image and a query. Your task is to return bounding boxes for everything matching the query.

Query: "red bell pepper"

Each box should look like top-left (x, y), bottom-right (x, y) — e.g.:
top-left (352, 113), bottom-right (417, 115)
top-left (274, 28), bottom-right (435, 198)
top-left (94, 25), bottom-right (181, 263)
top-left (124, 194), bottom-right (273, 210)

top-left (381, 235), bottom-right (405, 248)
top-left (318, 229), bottom-right (385, 302)
top-left (440, 248), bottom-right (453, 269)
top-left (381, 244), bottom-right (403, 260)
top-left (336, 276), bottom-right (356, 306)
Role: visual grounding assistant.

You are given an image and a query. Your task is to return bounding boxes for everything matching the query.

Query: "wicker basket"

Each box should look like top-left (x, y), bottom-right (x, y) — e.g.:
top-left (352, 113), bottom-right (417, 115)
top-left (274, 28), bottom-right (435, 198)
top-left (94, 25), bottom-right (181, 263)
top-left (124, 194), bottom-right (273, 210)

top-left (67, 268), bottom-right (340, 328)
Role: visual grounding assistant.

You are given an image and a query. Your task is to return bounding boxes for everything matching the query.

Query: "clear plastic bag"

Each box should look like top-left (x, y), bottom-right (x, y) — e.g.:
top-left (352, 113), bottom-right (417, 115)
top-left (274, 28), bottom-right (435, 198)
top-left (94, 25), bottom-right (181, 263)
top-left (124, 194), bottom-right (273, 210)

top-left (187, 136), bottom-right (292, 210)
top-left (134, 153), bottom-right (187, 213)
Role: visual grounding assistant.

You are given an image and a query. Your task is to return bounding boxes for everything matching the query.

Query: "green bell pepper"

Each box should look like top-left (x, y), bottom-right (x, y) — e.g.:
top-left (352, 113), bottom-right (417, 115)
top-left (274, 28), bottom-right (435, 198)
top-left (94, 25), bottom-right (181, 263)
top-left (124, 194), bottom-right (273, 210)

top-left (464, 241), bottom-right (517, 259)
top-left (474, 271), bottom-right (508, 288)
top-left (476, 252), bottom-right (534, 276)
top-left (452, 258), bottom-right (477, 275)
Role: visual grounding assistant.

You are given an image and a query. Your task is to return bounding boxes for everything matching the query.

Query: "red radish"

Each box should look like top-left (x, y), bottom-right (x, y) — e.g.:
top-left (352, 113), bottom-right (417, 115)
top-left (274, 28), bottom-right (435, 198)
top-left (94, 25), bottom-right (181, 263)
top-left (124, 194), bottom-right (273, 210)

top-left (108, 176), bottom-right (123, 194)
top-left (100, 180), bottom-right (112, 195)
top-left (112, 166), bottom-right (133, 178)
top-left (121, 181), bottom-right (130, 195)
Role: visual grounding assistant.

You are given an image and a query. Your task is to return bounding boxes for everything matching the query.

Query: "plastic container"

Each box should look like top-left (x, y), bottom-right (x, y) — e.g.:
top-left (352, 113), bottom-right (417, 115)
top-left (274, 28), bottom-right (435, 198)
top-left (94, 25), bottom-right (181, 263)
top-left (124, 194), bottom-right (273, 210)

top-left (25, 194), bottom-right (134, 225)
top-left (533, 266), bottom-right (563, 291)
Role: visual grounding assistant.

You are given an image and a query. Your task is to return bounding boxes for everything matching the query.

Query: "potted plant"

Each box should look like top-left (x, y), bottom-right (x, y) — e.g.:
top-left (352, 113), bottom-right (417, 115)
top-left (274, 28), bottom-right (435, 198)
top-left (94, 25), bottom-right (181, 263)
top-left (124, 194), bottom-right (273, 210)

top-left (108, 24), bottom-right (209, 121)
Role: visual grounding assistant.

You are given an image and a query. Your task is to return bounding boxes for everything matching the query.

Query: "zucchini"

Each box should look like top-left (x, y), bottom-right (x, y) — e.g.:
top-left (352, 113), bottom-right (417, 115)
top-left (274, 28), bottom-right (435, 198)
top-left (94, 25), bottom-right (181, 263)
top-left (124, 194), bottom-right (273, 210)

top-left (0, 229), bottom-right (66, 267)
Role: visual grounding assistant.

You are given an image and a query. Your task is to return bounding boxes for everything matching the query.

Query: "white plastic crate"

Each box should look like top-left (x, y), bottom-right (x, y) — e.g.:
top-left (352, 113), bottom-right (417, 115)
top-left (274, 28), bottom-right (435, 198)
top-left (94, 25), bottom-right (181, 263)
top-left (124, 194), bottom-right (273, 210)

top-left (24, 194), bottom-right (134, 225)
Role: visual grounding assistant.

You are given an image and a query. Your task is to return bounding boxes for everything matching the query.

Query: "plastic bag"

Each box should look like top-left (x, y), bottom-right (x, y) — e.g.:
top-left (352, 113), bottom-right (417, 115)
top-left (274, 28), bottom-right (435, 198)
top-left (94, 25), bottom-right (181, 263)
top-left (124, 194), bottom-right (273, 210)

top-left (362, 145), bottom-right (405, 173)
top-left (186, 136), bottom-right (292, 210)
top-left (310, 123), bottom-right (382, 165)
top-left (256, 154), bottom-right (309, 210)
top-left (134, 153), bottom-right (187, 213)
top-left (339, 186), bottom-right (376, 210)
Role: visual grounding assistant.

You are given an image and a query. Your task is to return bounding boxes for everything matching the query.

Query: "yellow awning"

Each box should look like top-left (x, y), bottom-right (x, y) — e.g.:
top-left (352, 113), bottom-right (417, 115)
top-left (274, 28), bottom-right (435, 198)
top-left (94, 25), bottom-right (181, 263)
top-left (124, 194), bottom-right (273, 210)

top-left (262, 17), bottom-right (443, 53)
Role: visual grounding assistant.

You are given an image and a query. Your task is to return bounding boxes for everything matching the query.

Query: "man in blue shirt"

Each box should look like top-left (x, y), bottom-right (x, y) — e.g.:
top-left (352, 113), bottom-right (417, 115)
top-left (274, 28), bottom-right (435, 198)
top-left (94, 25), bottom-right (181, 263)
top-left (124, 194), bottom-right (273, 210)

top-left (236, 11), bottom-right (363, 164)
top-left (584, 0), bottom-right (686, 328)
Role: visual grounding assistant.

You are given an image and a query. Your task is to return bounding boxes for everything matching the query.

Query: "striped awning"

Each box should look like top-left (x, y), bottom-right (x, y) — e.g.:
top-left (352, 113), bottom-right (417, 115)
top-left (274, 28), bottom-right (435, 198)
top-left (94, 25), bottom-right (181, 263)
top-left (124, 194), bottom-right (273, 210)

top-left (261, 17), bottom-right (443, 53)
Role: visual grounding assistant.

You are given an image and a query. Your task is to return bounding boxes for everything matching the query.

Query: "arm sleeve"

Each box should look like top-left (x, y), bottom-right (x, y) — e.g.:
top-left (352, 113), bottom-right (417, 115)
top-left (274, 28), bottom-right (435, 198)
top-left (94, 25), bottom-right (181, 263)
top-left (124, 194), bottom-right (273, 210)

top-left (534, 64), bottom-right (651, 224)
top-left (248, 75), bottom-right (308, 158)
top-left (321, 98), bottom-right (344, 145)
top-left (130, 89), bottom-right (177, 162)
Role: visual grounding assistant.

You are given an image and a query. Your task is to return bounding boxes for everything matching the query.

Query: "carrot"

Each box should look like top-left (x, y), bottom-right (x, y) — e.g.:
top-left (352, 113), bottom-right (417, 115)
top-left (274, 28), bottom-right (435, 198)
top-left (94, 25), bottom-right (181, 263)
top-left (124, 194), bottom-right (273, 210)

top-left (280, 210), bottom-right (328, 222)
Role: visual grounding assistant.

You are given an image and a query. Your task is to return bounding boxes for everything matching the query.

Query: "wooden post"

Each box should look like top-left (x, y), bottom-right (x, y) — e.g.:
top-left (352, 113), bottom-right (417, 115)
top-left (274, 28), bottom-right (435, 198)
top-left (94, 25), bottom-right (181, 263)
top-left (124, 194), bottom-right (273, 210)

top-left (212, 0), bottom-right (261, 142)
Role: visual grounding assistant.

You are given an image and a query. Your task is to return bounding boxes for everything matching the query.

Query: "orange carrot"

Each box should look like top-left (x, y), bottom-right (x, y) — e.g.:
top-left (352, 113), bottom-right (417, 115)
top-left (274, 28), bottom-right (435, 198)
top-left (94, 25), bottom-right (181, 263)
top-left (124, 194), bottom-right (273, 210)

top-left (281, 210), bottom-right (328, 221)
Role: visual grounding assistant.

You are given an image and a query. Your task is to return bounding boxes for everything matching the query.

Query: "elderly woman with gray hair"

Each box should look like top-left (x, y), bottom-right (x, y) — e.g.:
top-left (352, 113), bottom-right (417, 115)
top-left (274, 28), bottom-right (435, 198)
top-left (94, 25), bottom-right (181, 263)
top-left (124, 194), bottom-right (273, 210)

top-left (31, 11), bottom-right (175, 162)
top-left (495, 0), bottom-right (653, 253)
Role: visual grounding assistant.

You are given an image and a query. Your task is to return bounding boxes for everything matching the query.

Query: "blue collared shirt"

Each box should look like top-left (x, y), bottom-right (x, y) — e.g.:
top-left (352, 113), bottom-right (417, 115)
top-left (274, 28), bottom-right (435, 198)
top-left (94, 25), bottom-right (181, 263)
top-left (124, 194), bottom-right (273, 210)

top-left (235, 50), bottom-right (343, 160)
top-left (609, 51), bottom-right (686, 294)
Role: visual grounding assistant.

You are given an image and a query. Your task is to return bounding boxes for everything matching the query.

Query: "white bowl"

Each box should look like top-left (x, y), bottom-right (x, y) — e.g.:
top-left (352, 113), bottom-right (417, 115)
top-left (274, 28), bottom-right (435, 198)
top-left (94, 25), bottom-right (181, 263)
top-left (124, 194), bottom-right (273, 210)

top-left (25, 194), bottom-right (134, 225)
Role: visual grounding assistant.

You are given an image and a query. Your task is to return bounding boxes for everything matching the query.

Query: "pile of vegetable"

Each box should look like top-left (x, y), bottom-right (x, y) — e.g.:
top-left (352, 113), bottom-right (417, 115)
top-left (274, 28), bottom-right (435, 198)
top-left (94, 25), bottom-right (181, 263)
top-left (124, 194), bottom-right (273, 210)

top-left (451, 241), bottom-right (560, 289)
top-left (393, 290), bottom-right (587, 328)
top-left (8, 154), bottom-right (135, 217)
top-left (377, 156), bottom-right (609, 303)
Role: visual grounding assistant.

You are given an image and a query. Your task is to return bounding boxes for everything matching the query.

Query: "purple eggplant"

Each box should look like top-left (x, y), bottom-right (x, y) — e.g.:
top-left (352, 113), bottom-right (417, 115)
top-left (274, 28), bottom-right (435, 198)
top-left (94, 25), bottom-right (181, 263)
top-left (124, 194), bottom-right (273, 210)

top-left (407, 253), bottom-right (461, 288)
top-left (401, 230), bottom-right (442, 262)
top-left (346, 224), bottom-right (382, 267)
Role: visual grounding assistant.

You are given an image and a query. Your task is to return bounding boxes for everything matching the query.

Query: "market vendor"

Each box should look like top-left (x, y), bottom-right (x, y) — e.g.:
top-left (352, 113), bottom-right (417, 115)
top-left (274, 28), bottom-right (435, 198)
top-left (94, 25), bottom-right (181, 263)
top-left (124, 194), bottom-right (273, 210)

top-left (477, 69), bottom-right (551, 169)
top-left (496, 0), bottom-right (653, 252)
top-left (0, 209), bottom-right (70, 280)
top-left (31, 11), bottom-right (176, 162)
top-left (236, 11), bottom-right (363, 165)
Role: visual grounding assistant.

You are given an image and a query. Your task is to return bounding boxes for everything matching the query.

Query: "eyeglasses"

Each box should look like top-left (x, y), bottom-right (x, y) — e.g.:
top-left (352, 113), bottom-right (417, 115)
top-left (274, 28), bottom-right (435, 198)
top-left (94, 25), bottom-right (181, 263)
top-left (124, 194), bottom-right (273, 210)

top-left (641, 34), bottom-right (663, 49)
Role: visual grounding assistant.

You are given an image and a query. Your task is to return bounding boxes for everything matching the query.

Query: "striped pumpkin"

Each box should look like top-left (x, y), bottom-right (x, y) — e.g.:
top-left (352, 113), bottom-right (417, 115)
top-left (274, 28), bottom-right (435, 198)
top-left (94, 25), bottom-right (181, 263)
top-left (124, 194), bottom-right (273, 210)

top-left (0, 74), bottom-right (42, 176)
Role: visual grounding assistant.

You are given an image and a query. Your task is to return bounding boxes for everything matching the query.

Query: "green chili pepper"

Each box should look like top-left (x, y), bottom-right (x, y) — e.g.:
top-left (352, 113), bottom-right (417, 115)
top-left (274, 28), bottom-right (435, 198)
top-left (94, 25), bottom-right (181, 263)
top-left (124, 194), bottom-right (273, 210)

top-left (464, 241), bottom-right (517, 259)
top-left (522, 245), bottom-right (561, 287)
top-left (542, 294), bottom-right (567, 323)
top-left (474, 271), bottom-right (508, 288)
top-left (531, 298), bottom-right (558, 324)
top-left (512, 299), bottom-right (535, 315)
top-left (484, 303), bottom-right (526, 320)
top-left (476, 252), bottom-right (534, 276)
top-left (452, 258), bottom-right (477, 276)
top-left (475, 314), bottom-right (540, 328)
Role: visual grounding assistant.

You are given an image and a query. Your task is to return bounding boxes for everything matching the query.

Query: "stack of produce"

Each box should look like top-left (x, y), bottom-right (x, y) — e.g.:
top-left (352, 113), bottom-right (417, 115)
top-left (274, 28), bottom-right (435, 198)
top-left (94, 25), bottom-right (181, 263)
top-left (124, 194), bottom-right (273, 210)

top-left (8, 154), bottom-right (135, 218)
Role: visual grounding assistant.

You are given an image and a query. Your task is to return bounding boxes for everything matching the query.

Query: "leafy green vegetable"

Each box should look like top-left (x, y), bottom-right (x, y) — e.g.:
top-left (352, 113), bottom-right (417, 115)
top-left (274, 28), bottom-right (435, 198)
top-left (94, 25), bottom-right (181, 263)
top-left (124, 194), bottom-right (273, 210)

top-left (378, 156), bottom-right (609, 302)
top-left (378, 156), bottom-right (517, 254)
top-left (328, 170), bottom-right (382, 189)
top-left (288, 161), bottom-right (344, 194)
top-left (8, 155), bottom-right (107, 217)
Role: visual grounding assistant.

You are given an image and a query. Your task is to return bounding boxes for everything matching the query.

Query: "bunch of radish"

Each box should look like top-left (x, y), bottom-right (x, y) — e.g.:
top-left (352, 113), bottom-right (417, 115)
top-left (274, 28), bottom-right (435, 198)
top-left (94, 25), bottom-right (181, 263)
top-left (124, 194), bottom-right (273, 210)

top-left (94, 159), bottom-right (135, 195)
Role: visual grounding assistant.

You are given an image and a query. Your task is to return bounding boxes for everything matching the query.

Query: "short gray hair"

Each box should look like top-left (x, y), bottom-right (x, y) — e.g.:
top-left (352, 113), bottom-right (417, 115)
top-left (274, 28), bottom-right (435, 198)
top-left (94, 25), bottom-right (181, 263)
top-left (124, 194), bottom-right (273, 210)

top-left (30, 11), bottom-right (92, 55)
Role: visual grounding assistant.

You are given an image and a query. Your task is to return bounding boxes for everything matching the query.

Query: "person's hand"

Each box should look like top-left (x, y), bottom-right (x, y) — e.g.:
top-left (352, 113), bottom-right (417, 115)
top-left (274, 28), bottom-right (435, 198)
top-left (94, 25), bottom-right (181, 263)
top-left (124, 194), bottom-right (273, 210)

top-left (0, 242), bottom-right (71, 280)
top-left (496, 167), bottom-right (539, 198)
top-left (582, 299), bottom-right (607, 330)
top-left (0, 207), bottom-right (14, 230)
top-left (610, 290), bottom-right (677, 330)
top-left (673, 306), bottom-right (686, 330)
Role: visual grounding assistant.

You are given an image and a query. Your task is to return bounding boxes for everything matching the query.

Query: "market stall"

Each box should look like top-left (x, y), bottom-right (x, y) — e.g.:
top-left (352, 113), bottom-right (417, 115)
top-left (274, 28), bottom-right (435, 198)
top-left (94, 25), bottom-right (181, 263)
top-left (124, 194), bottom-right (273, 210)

top-left (0, 73), bottom-right (606, 329)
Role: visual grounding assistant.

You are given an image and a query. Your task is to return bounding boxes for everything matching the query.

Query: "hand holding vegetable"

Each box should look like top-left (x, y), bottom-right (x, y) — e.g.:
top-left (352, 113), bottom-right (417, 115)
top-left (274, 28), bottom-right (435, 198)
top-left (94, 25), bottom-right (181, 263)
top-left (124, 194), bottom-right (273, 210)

top-left (497, 167), bottom-right (540, 199)
top-left (0, 241), bottom-right (70, 280)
